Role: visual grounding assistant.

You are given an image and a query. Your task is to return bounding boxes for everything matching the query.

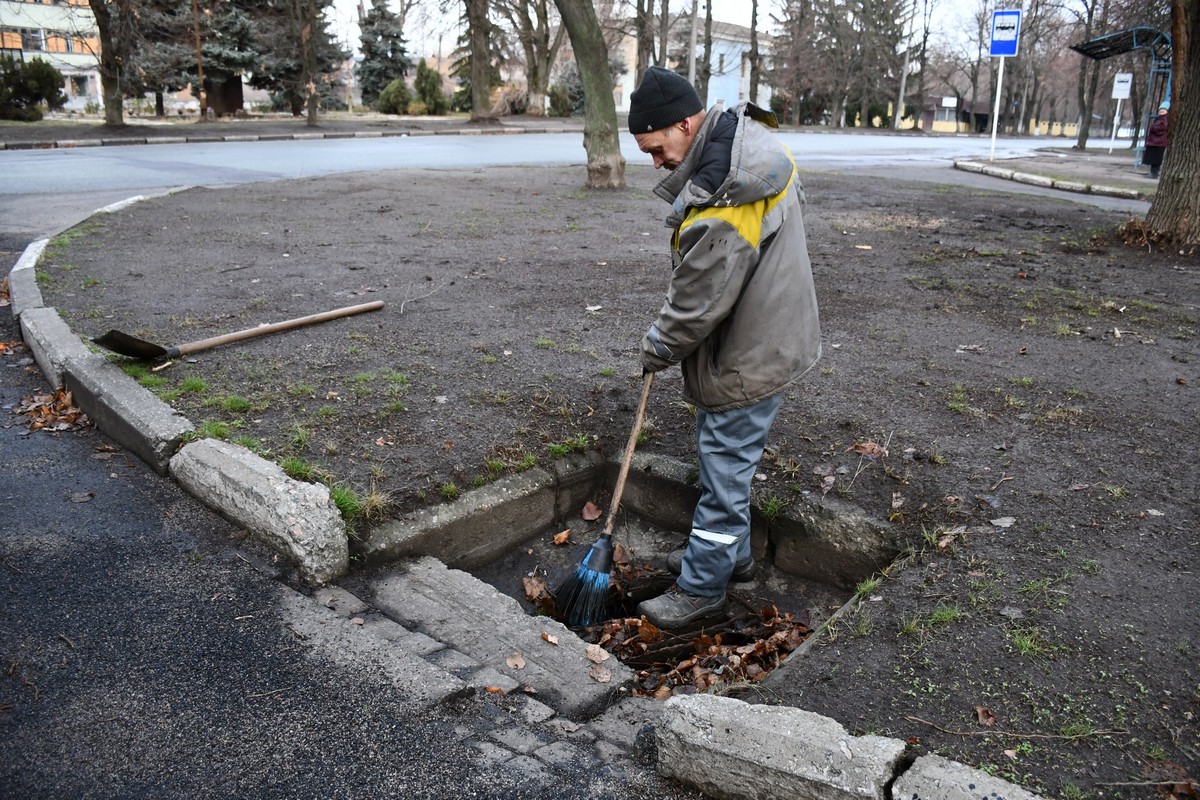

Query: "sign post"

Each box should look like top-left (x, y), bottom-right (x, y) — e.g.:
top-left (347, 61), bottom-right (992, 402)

top-left (1109, 73), bottom-right (1132, 153)
top-left (989, 9), bottom-right (1021, 161)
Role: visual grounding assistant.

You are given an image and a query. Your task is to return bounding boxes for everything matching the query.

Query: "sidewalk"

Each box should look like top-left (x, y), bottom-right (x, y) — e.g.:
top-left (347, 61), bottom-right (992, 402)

top-left (955, 146), bottom-right (1158, 201)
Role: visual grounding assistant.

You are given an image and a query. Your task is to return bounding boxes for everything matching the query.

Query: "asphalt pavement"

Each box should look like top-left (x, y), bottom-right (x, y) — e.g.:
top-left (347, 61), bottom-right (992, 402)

top-left (1, 119), bottom-right (1160, 798)
top-left (0, 269), bottom-right (696, 798)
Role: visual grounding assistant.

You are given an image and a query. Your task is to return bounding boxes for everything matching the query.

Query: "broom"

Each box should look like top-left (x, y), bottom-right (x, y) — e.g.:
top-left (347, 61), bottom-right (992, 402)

top-left (555, 371), bottom-right (655, 627)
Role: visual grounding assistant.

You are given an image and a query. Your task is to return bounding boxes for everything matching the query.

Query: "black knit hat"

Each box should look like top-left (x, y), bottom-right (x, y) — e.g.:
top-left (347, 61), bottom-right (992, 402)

top-left (628, 66), bottom-right (703, 134)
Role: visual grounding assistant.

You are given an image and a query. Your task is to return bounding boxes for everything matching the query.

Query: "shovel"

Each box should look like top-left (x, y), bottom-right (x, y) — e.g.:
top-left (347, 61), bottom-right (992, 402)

top-left (92, 300), bottom-right (385, 360)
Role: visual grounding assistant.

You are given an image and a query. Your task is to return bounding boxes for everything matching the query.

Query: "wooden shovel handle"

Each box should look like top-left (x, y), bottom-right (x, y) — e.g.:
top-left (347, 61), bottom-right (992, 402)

top-left (172, 300), bottom-right (384, 357)
top-left (602, 371), bottom-right (654, 538)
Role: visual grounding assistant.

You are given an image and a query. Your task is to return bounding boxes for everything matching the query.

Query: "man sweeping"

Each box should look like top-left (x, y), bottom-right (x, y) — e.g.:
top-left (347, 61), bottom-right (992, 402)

top-left (630, 67), bottom-right (822, 628)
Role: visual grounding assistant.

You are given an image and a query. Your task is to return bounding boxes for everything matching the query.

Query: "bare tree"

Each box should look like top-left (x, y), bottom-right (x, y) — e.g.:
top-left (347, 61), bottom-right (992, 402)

top-left (552, 0), bottom-right (626, 188)
top-left (1145, 0), bottom-right (1199, 244)
top-left (87, 0), bottom-right (136, 126)
top-left (466, 0), bottom-right (493, 121)
top-left (494, 0), bottom-right (566, 115)
top-left (749, 0), bottom-right (761, 104)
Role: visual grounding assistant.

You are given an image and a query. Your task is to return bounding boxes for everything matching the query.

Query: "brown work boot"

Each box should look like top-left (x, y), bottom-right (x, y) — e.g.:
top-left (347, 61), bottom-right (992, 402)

top-left (666, 548), bottom-right (756, 582)
top-left (636, 584), bottom-right (728, 628)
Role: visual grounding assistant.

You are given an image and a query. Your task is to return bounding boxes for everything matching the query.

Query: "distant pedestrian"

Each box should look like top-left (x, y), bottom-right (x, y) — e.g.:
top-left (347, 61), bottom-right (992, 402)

top-left (1143, 102), bottom-right (1170, 179)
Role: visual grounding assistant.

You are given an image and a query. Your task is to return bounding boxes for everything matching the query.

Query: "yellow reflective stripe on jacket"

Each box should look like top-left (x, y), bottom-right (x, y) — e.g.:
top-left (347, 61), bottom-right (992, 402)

top-left (677, 159), bottom-right (797, 251)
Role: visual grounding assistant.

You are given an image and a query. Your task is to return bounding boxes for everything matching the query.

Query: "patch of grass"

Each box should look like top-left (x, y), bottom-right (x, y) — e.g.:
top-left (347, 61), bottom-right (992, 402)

top-left (597, 366), bottom-right (616, 378)
top-left (353, 372), bottom-right (375, 384)
top-left (287, 424), bottom-right (310, 450)
top-left (316, 405), bottom-right (338, 419)
top-left (380, 400), bottom-right (406, 417)
top-left (196, 420), bottom-right (231, 440)
top-left (181, 375), bottom-right (208, 394)
top-left (279, 456), bottom-right (316, 481)
top-left (439, 482), bottom-right (459, 500)
top-left (328, 484), bottom-right (364, 523)
top-left (760, 494), bottom-right (787, 520)
top-left (946, 384), bottom-right (972, 415)
top-left (1103, 484), bottom-right (1129, 500)
top-left (289, 383), bottom-right (315, 397)
top-left (926, 604), bottom-right (961, 627)
top-left (1010, 625), bottom-right (1050, 657)
top-left (231, 435), bottom-right (265, 454)
top-left (221, 395), bottom-right (252, 413)
top-left (1054, 322), bottom-right (1076, 336)
top-left (534, 338), bottom-right (557, 349)
top-left (1008, 376), bottom-right (1034, 388)
top-left (547, 433), bottom-right (590, 458)
top-left (854, 576), bottom-right (881, 598)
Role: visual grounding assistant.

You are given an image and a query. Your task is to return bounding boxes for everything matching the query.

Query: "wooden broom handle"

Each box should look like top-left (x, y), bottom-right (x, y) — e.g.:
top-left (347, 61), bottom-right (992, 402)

top-left (602, 371), bottom-right (654, 538)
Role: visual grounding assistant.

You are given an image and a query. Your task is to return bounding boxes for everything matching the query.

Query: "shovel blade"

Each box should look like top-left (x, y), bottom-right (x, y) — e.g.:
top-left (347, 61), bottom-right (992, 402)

top-left (92, 329), bottom-right (169, 360)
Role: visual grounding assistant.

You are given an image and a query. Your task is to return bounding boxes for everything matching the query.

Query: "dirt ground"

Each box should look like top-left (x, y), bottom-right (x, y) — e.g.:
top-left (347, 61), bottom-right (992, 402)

top-left (29, 145), bottom-right (1200, 798)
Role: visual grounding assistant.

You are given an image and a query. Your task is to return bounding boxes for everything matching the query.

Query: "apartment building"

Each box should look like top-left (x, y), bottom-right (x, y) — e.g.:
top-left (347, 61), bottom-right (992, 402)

top-left (0, 0), bottom-right (100, 110)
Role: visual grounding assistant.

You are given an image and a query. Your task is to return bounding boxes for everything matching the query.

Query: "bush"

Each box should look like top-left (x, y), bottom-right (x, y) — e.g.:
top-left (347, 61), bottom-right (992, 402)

top-left (376, 78), bottom-right (411, 115)
top-left (413, 59), bottom-right (448, 115)
top-left (406, 99), bottom-right (428, 116)
top-left (0, 55), bottom-right (66, 121)
top-left (491, 85), bottom-right (528, 116)
top-left (547, 83), bottom-right (574, 117)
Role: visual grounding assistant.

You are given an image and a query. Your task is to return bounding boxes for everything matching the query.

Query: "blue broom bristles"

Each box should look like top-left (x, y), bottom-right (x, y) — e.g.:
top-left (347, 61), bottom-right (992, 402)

top-left (555, 536), bottom-right (614, 627)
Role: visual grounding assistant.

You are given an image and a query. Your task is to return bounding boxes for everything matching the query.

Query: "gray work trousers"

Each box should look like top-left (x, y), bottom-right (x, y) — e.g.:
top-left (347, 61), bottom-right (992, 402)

top-left (677, 393), bottom-right (783, 597)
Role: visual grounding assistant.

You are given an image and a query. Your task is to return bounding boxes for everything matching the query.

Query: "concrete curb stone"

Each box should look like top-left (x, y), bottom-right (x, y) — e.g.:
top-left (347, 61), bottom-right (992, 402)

top-left (170, 438), bottom-right (349, 584)
top-left (657, 693), bottom-right (906, 800)
top-left (65, 351), bottom-right (194, 474)
top-left (18, 306), bottom-right (93, 386)
top-left (8, 238), bottom-right (47, 319)
top-left (893, 753), bottom-right (1044, 800)
top-left (954, 159), bottom-right (1150, 201)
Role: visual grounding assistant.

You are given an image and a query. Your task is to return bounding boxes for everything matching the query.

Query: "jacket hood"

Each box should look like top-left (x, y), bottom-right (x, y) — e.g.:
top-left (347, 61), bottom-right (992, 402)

top-left (654, 102), bottom-right (792, 224)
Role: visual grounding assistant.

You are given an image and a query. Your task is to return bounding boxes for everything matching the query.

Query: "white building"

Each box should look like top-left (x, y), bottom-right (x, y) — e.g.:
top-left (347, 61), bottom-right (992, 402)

top-left (0, 0), bottom-right (101, 110)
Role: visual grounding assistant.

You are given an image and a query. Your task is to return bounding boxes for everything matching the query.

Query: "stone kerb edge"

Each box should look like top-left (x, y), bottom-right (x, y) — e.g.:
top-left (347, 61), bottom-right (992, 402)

top-left (658, 694), bottom-right (1046, 800)
top-left (8, 196), bottom-right (348, 584)
top-left (171, 438), bottom-right (349, 585)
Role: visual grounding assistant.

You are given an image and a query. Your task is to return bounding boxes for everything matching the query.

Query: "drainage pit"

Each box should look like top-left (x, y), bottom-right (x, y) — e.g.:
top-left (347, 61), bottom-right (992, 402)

top-left (354, 453), bottom-right (897, 717)
top-left (471, 511), bottom-right (846, 699)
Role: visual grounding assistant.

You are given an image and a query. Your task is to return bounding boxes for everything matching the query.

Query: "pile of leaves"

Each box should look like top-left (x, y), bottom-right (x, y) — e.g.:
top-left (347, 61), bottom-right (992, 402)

top-left (14, 388), bottom-right (90, 432)
top-left (589, 605), bottom-right (811, 698)
top-left (520, 530), bottom-right (813, 696)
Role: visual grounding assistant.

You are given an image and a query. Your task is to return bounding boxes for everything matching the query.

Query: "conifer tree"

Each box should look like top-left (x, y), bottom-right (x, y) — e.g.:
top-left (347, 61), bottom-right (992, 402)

top-left (357, 0), bottom-right (412, 108)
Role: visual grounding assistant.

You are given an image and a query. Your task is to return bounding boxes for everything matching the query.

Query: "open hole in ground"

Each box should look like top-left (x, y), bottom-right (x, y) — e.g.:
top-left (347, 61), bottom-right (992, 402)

top-left (471, 510), bottom-right (851, 698)
top-left (354, 452), bottom-right (899, 716)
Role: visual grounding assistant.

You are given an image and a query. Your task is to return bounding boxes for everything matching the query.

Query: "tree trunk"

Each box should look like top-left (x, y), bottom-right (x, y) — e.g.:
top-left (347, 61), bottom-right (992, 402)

top-left (88, 0), bottom-right (127, 126)
top-left (552, 0), bottom-right (626, 189)
top-left (635, 0), bottom-right (653, 84)
top-left (467, 0), bottom-right (493, 122)
top-left (749, 0), bottom-right (760, 104)
top-left (1146, 0), bottom-right (1199, 245)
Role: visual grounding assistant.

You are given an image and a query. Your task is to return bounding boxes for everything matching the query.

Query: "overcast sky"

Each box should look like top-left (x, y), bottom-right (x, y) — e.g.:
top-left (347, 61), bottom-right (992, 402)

top-left (328, 0), bottom-right (974, 61)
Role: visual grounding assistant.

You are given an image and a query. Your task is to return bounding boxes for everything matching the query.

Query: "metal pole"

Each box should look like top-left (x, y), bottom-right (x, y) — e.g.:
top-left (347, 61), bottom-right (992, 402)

top-left (989, 56), bottom-right (1005, 162)
top-left (1108, 97), bottom-right (1121, 154)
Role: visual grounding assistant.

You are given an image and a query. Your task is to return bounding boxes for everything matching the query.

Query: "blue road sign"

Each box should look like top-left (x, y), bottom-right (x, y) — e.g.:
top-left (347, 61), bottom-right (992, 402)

top-left (990, 10), bottom-right (1022, 57)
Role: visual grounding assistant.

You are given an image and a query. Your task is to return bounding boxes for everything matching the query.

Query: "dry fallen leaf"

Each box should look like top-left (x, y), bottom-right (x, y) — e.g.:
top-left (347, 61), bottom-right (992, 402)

top-left (589, 666), bottom-right (611, 683)
top-left (541, 632), bottom-right (559, 646)
top-left (975, 706), bottom-right (997, 727)
top-left (990, 516), bottom-right (1016, 528)
top-left (552, 529), bottom-right (571, 546)
top-left (69, 491), bottom-right (95, 503)
top-left (522, 576), bottom-right (549, 602)
top-left (585, 644), bottom-right (610, 664)
top-left (506, 652), bottom-right (526, 670)
top-left (485, 686), bottom-right (508, 694)
top-left (350, 616), bottom-right (364, 626)
top-left (848, 441), bottom-right (888, 458)
top-left (581, 501), bottom-right (602, 521)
